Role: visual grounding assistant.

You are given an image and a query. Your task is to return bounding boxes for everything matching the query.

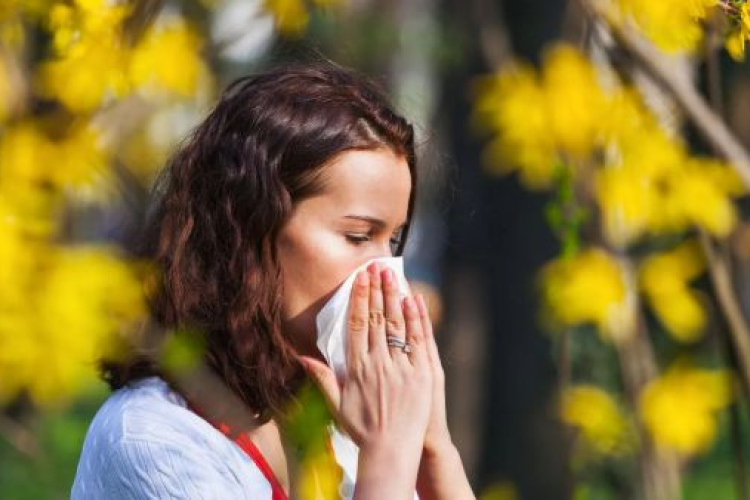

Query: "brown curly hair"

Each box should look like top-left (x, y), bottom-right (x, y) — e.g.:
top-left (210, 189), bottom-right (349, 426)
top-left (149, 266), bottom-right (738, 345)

top-left (100, 62), bottom-right (417, 422)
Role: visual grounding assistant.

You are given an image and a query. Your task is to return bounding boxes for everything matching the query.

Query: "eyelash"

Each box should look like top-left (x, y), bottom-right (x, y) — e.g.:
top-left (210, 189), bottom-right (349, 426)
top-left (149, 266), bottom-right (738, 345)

top-left (345, 234), bottom-right (403, 247)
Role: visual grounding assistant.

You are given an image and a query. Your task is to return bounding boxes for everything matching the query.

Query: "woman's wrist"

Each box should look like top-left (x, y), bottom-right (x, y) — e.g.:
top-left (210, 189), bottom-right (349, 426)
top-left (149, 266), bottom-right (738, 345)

top-left (422, 431), bottom-right (455, 461)
top-left (417, 439), bottom-right (475, 500)
top-left (356, 441), bottom-right (421, 500)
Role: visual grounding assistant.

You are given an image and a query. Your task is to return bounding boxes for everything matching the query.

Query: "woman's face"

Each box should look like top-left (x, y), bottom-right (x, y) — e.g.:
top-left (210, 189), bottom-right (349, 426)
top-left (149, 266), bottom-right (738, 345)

top-left (276, 147), bottom-right (411, 358)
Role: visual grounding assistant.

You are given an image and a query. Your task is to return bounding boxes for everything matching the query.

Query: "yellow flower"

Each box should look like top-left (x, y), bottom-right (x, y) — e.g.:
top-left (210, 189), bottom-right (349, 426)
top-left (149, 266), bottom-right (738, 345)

top-left (597, 119), bottom-right (742, 246)
top-left (640, 364), bottom-right (733, 456)
top-left (615, 0), bottom-right (718, 53)
top-left (0, 120), bottom-right (113, 204)
top-left (561, 385), bottom-right (632, 456)
top-left (29, 246), bottom-right (147, 406)
top-left (667, 158), bottom-right (742, 237)
top-left (297, 448), bottom-right (342, 500)
top-left (540, 248), bottom-right (636, 343)
top-left (543, 44), bottom-right (609, 160)
top-left (725, 4), bottom-right (750, 61)
top-left (473, 64), bottom-right (558, 189)
top-left (0, 122), bottom-right (62, 219)
top-left (130, 18), bottom-right (207, 98)
top-left (596, 165), bottom-right (658, 248)
top-left (639, 240), bottom-right (706, 342)
top-left (37, 0), bottom-right (132, 111)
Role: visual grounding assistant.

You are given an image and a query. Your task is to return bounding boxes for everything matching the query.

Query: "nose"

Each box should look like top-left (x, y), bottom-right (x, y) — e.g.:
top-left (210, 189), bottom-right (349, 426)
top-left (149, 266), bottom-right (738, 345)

top-left (358, 244), bottom-right (394, 270)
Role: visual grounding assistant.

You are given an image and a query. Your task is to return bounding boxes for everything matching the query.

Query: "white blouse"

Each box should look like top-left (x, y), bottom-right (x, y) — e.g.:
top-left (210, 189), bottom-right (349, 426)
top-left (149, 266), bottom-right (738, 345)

top-left (71, 376), bottom-right (275, 499)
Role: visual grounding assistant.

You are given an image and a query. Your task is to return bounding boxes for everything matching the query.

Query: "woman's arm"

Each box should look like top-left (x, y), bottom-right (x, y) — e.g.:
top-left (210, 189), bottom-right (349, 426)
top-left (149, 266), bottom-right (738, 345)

top-left (417, 440), bottom-right (475, 500)
top-left (413, 293), bottom-right (475, 500)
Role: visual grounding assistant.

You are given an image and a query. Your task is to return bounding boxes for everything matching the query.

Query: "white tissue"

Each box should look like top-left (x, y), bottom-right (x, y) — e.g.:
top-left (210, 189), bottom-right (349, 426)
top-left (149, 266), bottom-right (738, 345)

top-left (315, 256), bottom-right (411, 383)
top-left (315, 256), bottom-right (419, 500)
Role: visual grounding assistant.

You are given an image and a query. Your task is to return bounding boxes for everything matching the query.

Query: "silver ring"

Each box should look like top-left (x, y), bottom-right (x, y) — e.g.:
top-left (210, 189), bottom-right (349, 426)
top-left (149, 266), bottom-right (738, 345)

top-left (386, 335), bottom-right (412, 354)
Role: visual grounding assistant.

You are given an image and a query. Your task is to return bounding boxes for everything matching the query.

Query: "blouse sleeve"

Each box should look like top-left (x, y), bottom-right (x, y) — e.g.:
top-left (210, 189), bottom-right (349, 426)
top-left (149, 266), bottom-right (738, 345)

top-left (98, 437), bottom-right (246, 499)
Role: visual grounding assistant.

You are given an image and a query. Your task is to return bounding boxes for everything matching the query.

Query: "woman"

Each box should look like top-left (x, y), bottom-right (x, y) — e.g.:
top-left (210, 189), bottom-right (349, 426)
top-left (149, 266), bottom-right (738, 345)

top-left (71, 62), bottom-right (474, 499)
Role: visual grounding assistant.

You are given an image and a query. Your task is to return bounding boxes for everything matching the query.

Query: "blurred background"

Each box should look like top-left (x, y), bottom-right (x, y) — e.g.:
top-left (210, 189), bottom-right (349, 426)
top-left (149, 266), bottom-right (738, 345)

top-left (2, 0), bottom-right (750, 499)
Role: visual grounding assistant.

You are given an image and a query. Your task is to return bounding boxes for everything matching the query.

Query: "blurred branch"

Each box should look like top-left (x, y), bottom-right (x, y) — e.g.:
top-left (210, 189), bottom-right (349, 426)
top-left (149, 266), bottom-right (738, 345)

top-left (583, 0), bottom-right (750, 190)
top-left (700, 233), bottom-right (750, 396)
top-left (471, 0), bottom-right (513, 69)
top-left (123, 0), bottom-right (164, 46)
top-left (0, 413), bottom-right (37, 458)
top-left (615, 310), bottom-right (682, 500)
top-left (703, 26), bottom-right (749, 500)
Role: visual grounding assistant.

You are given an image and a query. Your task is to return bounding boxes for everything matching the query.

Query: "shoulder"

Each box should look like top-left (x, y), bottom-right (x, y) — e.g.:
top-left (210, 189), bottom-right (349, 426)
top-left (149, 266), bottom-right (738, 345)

top-left (71, 377), bottom-right (273, 499)
top-left (80, 376), bottom-right (211, 448)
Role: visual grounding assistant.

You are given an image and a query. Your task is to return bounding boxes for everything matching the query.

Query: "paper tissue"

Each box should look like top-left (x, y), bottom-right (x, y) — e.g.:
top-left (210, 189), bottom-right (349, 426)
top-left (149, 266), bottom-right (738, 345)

top-left (315, 256), bottom-right (419, 500)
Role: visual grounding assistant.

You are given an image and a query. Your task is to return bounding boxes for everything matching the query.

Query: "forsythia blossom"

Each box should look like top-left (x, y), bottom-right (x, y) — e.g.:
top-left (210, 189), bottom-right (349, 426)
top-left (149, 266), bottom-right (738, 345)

top-left (474, 45), bottom-right (609, 189)
top-left (639, 241), bottom-right (707, 342)
top-left (540, 248), bottom-right (636, 343)
top-left (561, 385), bottom-right (633, 457)
top-left (38, 0), bottom-right (208, 111)
top-left (640, 363), bottom-right (733, 456)
top-left (613, 0), bottom-right (718, 53)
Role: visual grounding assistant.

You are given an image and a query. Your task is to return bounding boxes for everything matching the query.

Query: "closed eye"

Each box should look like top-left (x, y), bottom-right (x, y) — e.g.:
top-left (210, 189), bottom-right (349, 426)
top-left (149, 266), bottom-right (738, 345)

top-left (345, 233), bottom-right (404, 249)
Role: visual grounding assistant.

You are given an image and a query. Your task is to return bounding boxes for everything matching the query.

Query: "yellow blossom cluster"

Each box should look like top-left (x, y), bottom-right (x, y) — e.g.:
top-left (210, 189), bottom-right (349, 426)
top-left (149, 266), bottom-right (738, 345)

top-left (540, 248), bottom-right (636, 343)
top-left (37, 0), bottom-right (208, 112)
top-left (640, 363), bottom-right (734, 456)
top-left (560, 384), bottom-right (633, 457)
top-left (612, 0), bottom-right (718, 53)
top-left (475, 43), bottom-right (745, 248)
top-left (639, 241), bottom-right (708, 342)
top-left (598, 132), bottom-right (742, 247)
top-left (0, 120), bottom-right (113, 207)
top-left (612, 0), bottom-right (750, 61)
top-left (0, 118), bottom-right (147, 407)
top-left (0, 247), bottom-right (145, 406)
top-left (0, 239), bottom-right (146, 406)
top-left (473, 45), bottom-right (609, 189)
top-left (726, 3), bottom-right (750, 60)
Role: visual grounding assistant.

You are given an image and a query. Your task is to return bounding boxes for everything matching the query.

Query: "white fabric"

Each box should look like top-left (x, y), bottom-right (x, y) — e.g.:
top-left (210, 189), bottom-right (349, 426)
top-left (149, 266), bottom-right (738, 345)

top-left (71, 377), bottom-right (273, 499)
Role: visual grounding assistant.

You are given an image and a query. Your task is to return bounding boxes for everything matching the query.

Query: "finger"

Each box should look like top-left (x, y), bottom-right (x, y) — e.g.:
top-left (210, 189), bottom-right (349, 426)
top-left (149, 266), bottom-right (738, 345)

top-left (402, 295), bottom-right (428, 369)
top-left (416, 292), bottom-right (441, 370)
top-left (346, 271), bottom-right (370, 364)
top-left (367, 262), bottom-right (388, 355)
top-left (297, 355), bottom-right (341, 413)
top-left (382, 267), bottom-right (407, 357)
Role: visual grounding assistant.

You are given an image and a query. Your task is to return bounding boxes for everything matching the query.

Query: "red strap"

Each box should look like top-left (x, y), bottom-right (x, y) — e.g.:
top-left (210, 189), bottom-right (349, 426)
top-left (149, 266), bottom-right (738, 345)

top-left (234, 433), bottom-right (288, 500)
top-left (187, 403), bottom-right (289, 500)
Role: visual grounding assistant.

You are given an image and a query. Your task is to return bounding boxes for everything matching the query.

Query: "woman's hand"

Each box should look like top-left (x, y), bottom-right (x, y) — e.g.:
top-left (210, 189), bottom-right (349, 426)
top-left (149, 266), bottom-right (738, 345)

top-left (298, 262), bottom-right (433, 499)
top-left (411, 289), bottom-right (451, 456)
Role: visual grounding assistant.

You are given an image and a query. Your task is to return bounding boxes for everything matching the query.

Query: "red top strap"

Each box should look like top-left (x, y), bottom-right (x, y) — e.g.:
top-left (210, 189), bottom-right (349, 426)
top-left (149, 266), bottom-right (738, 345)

top-left (187, 403), bottom-right (289, 500)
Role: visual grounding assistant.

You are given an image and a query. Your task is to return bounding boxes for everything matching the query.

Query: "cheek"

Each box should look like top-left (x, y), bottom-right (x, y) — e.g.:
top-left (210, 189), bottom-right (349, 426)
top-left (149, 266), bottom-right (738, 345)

top-left (278, 228), bottom-right (361, 316)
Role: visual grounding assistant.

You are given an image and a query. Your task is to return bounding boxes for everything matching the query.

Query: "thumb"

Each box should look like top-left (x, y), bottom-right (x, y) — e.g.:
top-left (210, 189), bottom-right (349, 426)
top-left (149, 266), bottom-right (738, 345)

top-left (297, 355), bottom-right (341, 413)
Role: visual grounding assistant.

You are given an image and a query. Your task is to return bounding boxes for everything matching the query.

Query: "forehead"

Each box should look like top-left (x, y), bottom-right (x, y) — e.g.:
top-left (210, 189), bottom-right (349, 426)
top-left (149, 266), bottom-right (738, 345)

top-left (315, 148), bottom-right (411, 221)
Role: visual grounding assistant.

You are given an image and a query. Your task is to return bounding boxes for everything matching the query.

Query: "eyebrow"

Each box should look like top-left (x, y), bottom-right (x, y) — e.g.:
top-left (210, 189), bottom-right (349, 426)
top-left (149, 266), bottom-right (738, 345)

top-left (343, 215), bottom-right (408, 230)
